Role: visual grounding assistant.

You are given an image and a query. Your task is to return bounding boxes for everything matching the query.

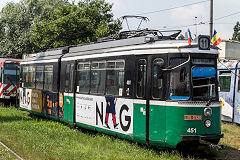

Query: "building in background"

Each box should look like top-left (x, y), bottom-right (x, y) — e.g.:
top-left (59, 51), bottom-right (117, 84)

top-left (218, 40), bottom-right (240, 60)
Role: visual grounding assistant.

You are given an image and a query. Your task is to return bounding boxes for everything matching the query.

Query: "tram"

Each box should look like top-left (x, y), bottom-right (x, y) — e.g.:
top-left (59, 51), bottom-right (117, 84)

top-left (0, 58), bottom-right (20, 103)
top-left (19, 29), bottom-right (223, 148)
top-left (218, 60), bottom-right (240, 124)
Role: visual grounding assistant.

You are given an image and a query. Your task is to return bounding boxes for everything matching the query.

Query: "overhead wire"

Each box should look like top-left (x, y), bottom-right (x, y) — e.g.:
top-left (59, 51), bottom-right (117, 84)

top-left (160, 11), bottom-right (240, 30)
top-left (136, 0), bottom-right (210, 16)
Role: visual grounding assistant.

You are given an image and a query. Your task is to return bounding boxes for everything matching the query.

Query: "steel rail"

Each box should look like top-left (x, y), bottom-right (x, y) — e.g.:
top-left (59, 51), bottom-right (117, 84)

top-left (0, 141), bottom-right (24, 160)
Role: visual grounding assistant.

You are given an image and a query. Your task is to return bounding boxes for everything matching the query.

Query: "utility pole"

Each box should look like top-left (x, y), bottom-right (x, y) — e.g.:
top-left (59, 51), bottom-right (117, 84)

top-left (195, 16), bottom-right (198, 38)
top-left (210, 0), bottom-right (213, 38)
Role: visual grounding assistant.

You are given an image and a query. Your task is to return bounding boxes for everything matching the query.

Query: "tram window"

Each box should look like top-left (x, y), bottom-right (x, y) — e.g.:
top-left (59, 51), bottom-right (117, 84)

top-left (65, 64), bottom-right (70, 92)
top-left (77, 62), bottom-right (90, 94)
top-left (137, 59), bottom-right (146, 98)
top-left (4, 63), bottom-right (20, 85)
top-left (36, 66), bottom-right (44, 89)
top-left (90, 61), bottom-right (106, 94)
top-left (170, 58), bottom-right (189, 100)
top-left (65, 64), bottom-right (74, 93)
top-left (0, 67), bottom-right (2, 83)
top-left (219, 71), bottom-right (231, 92)
top-left (22, 66), bottom-right (35, 88)
top-left (192, 67), bottom-right (216, 100)
top-left (44, 65), bottom-right (53, 91)
top-left (106, 60), bottom-right (125, 96)
top-left (152, 58), bottom-right (164, 99)
top-left (69, 64), bottom-right (74, 92)
top-left (22, 66), bottom-right (28, 87)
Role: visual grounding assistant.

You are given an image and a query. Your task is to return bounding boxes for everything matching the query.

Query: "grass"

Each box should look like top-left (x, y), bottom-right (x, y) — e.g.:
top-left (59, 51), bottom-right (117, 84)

top-left (0, 106), bottom-right (183, 160)
top-left (1, 106), bottom-right (240, 160)
top-left (0, 144), bottom-right (17, 160)
top-left (220, 122), bottom-right (240, 149)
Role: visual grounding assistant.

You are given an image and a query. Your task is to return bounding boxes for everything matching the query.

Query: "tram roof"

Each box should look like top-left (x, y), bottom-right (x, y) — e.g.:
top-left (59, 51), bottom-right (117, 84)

top-left (62, 35), bottom-right (218, 61)
top-left (0, 58), bottom-right (21, 66)
top-left (21, 34), bottom-right (219, 64)
top-left (21, 47), bottom-right (69, 64)
top-left (0, 58), bottom-right (21, 61)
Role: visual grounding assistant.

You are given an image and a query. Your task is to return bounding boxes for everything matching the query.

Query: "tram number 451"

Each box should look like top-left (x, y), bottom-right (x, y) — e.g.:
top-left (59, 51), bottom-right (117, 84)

top-left (187, 128), bottom-right (197, 133)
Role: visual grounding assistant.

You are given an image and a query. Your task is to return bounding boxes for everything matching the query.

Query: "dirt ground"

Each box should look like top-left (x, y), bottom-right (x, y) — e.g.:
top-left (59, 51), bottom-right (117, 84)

top-left (179, 143), bottom-right (240, 160)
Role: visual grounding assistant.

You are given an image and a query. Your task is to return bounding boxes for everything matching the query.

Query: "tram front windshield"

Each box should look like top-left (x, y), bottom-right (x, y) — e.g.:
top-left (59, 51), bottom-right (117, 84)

top-left (170, 58), bottom-right (190, 100)
top-left (169, 58), bottom-right (217, 101)
top-left (3, 63), bottom-right (19, 85)
top-left (192, 67), bottom-right (216, 101)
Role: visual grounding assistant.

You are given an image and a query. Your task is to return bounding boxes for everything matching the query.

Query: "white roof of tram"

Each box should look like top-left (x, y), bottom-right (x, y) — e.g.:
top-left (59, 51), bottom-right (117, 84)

top-left (21, 47), bottom-right (69, 64)
top-left (21, 34), bottom-right (219, 64)
top-left (61, 36), bottom-right (218, 61)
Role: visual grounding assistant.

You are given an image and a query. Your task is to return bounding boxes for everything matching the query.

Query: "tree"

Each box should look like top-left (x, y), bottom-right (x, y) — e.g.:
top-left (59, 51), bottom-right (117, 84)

top-left (30, 0), bottom-right (122, 50)
top-left (178, 34), bottom-right (185, 40)
top-left (0, 0), bottom-right (67, 58)
top-left (232, 21), bottom-right (240, 41)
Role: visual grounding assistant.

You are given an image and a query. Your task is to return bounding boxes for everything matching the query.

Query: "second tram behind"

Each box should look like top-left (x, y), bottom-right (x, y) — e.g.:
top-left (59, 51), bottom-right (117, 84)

top-left (19, 31), bottom-right (223, 148)
top-left (0, 58), bottom-right (20, 103)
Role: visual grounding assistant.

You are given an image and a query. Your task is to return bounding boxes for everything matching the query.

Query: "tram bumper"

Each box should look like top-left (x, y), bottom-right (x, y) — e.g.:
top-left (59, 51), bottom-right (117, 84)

top-left (180, 134), bottom-right (224, 141)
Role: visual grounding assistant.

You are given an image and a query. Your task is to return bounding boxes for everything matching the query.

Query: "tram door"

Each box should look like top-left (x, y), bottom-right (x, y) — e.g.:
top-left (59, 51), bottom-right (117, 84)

top-left (134, 57), bottom-right (148, 143)
top-left (63, 63), bottom-right (75, 123)
top-left (149, 57), bottom-right (166, 146)
top-left (134, 55), bottom-right (166, 145)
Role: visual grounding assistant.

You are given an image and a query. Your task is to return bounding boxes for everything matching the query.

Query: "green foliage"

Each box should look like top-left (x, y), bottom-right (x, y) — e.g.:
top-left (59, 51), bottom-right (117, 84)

top-left (0, 0), bottom-right (120, 57)
top-left (0, 0), bottom-right (67, 58)
top-left (232, 21), bottom-right (240, 41)
top-left (31, 0), bottom-right (122, 50)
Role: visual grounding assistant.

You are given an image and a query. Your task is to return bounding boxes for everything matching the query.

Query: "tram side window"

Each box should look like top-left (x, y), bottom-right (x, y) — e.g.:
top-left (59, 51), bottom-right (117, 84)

top-left (65, 64), bottom-right (74, 93)
top-left (65, 64), bottom-right (70, 92)
top-left (106, 60), bottom-right (125, 96)
top-left (152, 58), bottom-right (164, 99)
top-left (90, 61), bottom-right (106, 94)
top-left (29, 66), bottom-right (36, 88)
top-left (44, 65), bottom-right (53, 91)
top-left (77, 63), bottom-right (90, 94)
top-left (219, 71), bottom-right (231, 92)
top-left (36, 66), bottom-right (44, 89)
top-left (22, 66), bottom-right (28, 87)
top-left (137, 60), bottom-right (146, 98)
top-left (69, 64), bottom-right (74, 92)
top-left (170, 58), bottom-right (190, 100)
top-left (22, 66), bottom-right (35, 88)
top-left (0, 67), bottom-right (2, 83)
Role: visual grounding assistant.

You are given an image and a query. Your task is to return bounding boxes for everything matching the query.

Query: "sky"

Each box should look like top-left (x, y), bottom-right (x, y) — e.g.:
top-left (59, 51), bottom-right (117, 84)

top-left (0, 0), bottom-right (239, 40)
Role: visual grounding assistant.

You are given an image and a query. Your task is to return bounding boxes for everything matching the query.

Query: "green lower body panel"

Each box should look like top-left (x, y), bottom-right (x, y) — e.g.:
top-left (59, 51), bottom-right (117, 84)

top-left (133, 103), bottom-right (146, 144)
top-left (149, 104), bottom-right (166, 147)
top-left (165, 106), bottom-right (221, 148)
top-left (60, 94), bottom-right (74, 124)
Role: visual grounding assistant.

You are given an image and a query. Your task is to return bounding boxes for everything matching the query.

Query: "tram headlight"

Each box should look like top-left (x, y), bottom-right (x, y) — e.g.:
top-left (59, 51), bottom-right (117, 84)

top-left (204, 119), bottom-right (212, 128)
top-left (204, 107), bottom-right (212, 117)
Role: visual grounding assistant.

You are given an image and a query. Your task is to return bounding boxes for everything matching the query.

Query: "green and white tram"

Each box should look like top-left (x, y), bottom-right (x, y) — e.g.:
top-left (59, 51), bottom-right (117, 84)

top-left (19, 30), bottom-right (223, 148)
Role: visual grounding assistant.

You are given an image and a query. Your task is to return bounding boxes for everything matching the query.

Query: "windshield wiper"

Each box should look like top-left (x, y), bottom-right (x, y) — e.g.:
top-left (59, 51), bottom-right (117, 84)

top-left (206, 97), bottom-right (213, 106)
